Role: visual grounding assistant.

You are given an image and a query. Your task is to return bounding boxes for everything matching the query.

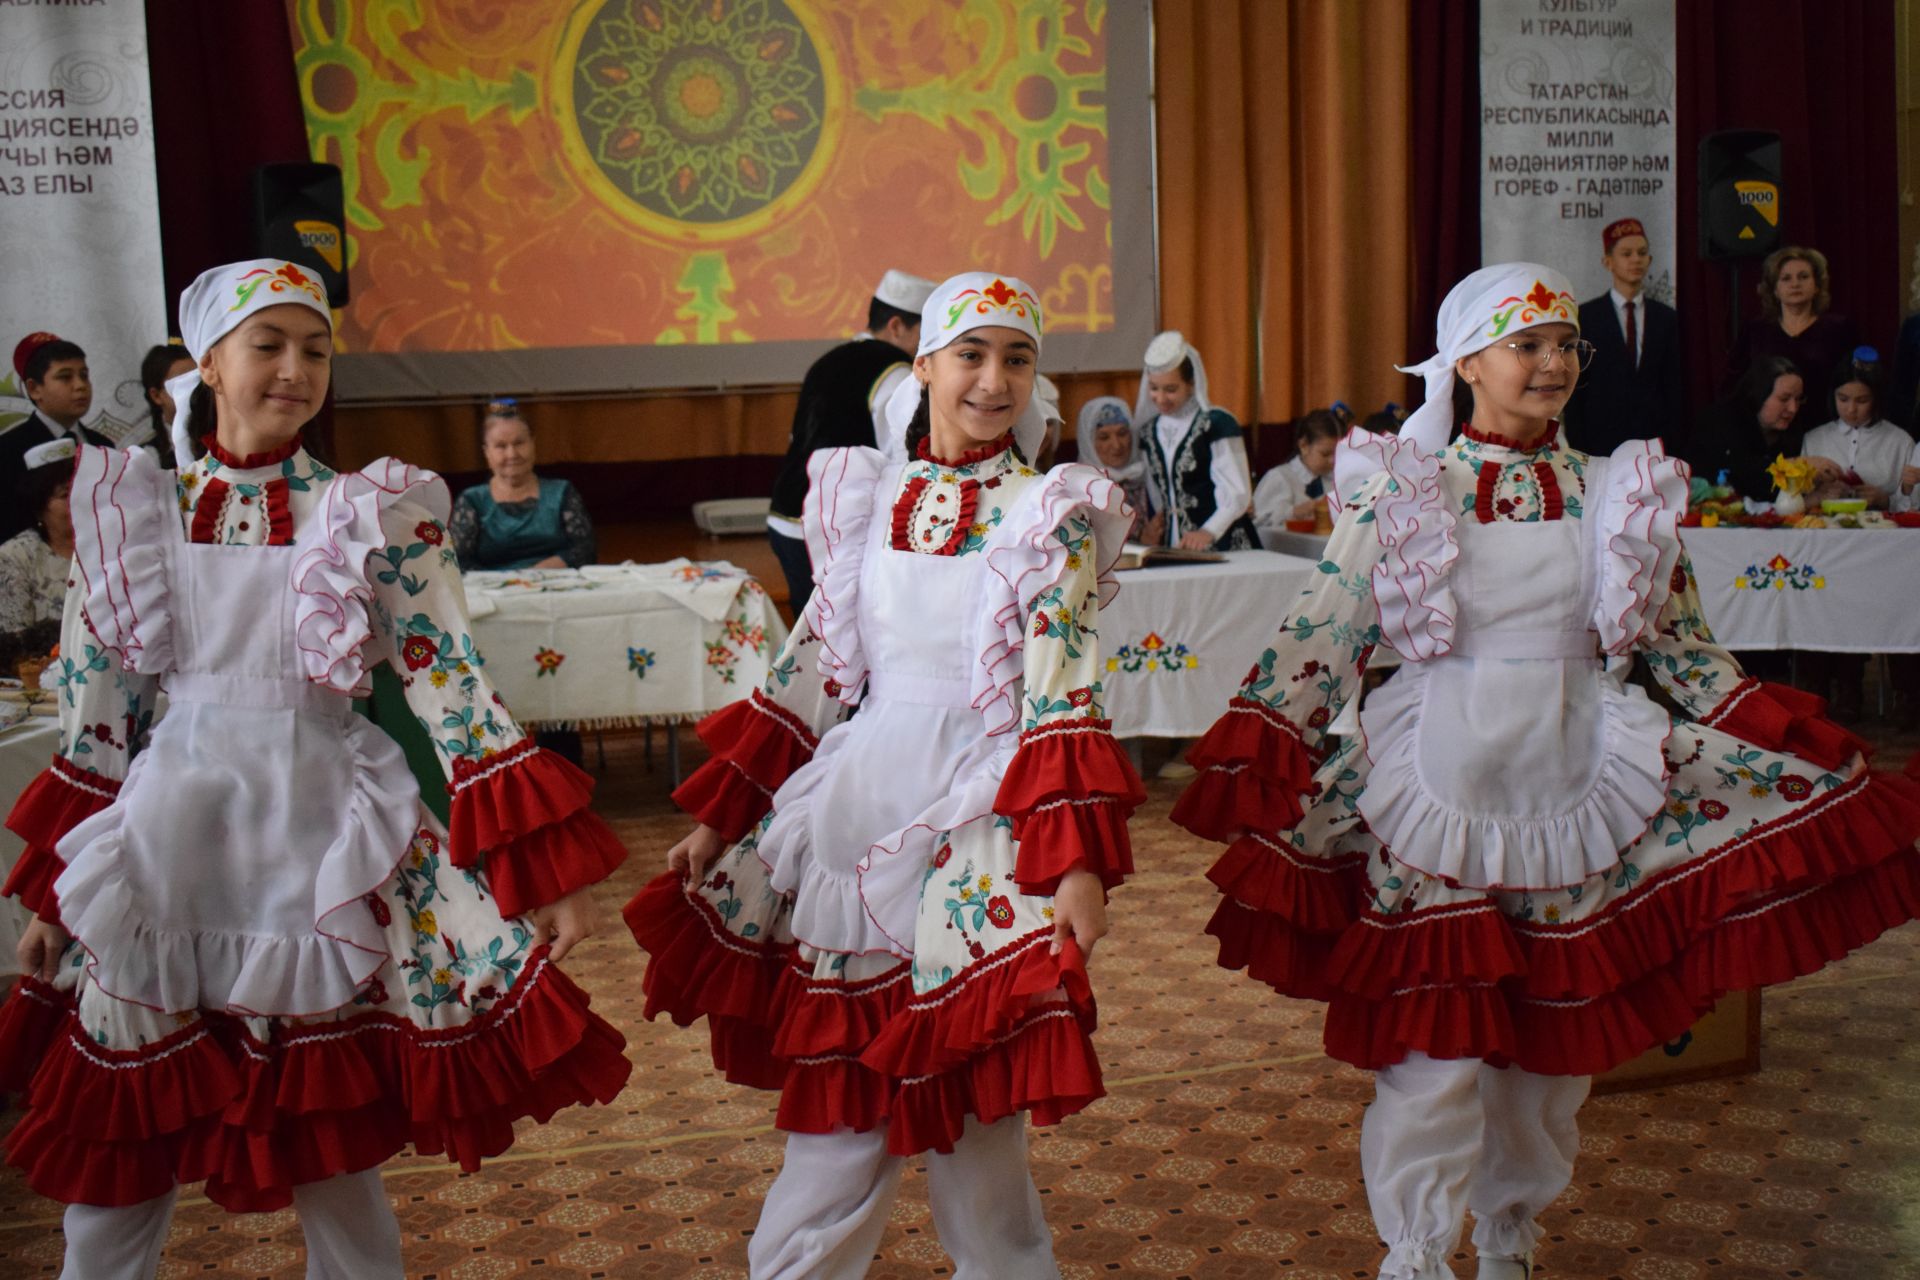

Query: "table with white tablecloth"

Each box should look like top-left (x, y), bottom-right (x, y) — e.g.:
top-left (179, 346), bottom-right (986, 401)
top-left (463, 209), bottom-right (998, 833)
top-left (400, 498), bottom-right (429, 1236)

top-left (1099, 550), bottom-right (1321, 738)
top-left (0, 716), bottom-right (60, 979)
top-left (463, 560), bottom-right (790, 730)
top-left (1683, 529), bottom-right (1920, 652)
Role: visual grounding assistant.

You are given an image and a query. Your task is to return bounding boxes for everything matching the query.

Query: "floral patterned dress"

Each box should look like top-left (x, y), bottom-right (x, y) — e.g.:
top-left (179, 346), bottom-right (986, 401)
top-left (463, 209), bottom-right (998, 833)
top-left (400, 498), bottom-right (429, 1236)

top-left (1174, 424), bottom-right (1920, 1075)
top-left (0, 435), bottom-right (631, 1211)
top-left (627, 436), bottom-right (1145, 1153)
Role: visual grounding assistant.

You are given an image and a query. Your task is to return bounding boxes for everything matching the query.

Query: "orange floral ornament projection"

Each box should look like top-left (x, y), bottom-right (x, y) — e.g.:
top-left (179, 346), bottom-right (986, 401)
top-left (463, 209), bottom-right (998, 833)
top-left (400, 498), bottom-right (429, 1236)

top-left (289, 0), bottom-right (1117, 356)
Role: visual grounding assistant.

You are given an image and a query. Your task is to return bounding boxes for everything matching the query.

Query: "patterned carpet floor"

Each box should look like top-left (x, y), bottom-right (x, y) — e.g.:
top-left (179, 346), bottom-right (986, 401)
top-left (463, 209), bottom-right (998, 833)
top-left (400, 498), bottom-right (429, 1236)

top-left (2, 727), bottom-right (1917, 1279)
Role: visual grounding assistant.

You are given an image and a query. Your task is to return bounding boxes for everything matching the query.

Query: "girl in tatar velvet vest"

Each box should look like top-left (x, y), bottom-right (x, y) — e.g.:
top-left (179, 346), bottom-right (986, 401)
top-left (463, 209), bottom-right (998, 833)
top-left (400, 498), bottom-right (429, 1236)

top-left (1133, 330), bottom-right (1260, 551)
top-left (627, 272), bottom-right (1144, 1279)
top-left (1, 260), bottom-right (632, 1279)
top-left (1173, 263), bottom-right (1920, 1280)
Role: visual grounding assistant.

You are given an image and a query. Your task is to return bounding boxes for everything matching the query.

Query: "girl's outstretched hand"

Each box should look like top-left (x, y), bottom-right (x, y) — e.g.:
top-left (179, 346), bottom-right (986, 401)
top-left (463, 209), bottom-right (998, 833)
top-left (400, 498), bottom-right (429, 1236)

top-left (1050, 867), bottom-right (1109, 960)
top-left (667, 823), bottom-right (728, 886)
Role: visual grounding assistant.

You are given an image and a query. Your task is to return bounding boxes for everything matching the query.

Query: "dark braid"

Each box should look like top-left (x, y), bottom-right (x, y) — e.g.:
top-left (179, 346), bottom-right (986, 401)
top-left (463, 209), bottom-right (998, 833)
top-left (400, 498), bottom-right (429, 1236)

top-left (902, 385), bottom-right (932, 460)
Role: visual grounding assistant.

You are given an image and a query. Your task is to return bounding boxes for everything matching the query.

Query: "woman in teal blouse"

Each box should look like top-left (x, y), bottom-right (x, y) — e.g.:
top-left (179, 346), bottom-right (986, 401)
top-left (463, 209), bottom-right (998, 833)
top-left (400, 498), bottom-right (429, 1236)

top-left (451, 400), bottom-right (596, 570)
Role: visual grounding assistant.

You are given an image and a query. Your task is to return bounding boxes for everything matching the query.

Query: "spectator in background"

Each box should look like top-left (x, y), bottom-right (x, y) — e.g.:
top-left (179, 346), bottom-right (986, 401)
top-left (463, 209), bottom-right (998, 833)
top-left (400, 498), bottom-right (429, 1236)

top-left (1135, 330), bottom-right (1259, 550)
top-left (1687, 356), bottom-right (1834, 503)
top-left (1730, 247), bottom-right (1857, 417)
top-left (1, 333), bottom-right (109, 542)
top-left (0, 438), bottom-right (75, 636)
top-left (1078, 394), bottom-right (1158, 543)
top-left (1802, 348), bottom-right (1911, 507)
top-left (450, 399), bottom-right (596, 571)
top-left (1565, 217), bottom-right (1683, 454)
top-left (1252, 409), bottom-right (1340, 531)
top-left (138, 342), bottom-right (194, 469)
top-left (773, 269), bottom-right (936, 608)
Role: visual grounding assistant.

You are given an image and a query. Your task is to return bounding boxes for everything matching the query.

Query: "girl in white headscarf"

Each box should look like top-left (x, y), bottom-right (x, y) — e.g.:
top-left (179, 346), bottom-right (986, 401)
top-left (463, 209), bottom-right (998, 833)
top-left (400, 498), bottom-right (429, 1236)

top-left (1, 260), bottom-right (632, 1277)
top-left (1134, 331), bottom-right (1260, 549)
top-left (1174, 263), bottom-right (1920, 1280)
top-left (630, 272), bottom-right (1144, 1278)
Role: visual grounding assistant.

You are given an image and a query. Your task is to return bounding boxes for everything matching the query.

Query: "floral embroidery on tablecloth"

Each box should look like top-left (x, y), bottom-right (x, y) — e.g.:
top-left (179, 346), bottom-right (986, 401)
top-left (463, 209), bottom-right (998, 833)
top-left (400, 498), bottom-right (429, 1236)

top-left (1735, 554), bottom-right (1825, 591)
top-left (1106, 631), bottom-right (1197, 673)
top-left (534, 647), bottom-right (565, 676)
top-left (628, 646), bottom-right (657, 679)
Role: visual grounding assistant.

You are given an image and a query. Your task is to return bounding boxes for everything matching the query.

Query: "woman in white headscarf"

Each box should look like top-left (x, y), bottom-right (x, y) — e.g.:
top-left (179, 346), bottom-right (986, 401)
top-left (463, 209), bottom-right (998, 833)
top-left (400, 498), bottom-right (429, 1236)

top-left (1134, 331), bottom-right (1260, 549)
top-left (1173, 263), bottom-right (1920, 1280)
top-left (1, 260), bottom-right (632, 1277)
top-left (629, 272), bottom-right (1144, 1278)
top-left (1077, 393), bottom-right (1157, 542)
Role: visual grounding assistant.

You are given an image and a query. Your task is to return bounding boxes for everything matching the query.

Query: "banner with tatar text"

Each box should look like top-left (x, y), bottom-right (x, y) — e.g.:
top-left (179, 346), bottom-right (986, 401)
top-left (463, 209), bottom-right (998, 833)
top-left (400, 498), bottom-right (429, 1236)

top-left (0, 0), bottom-right (166, 443)
top-left (1480, 0), bottom-right (1678, 305)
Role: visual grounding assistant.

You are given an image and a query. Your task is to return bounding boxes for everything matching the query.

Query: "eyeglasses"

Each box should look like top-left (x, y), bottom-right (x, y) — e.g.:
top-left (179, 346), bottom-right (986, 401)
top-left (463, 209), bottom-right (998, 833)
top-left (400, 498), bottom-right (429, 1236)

top-left (1496, 337), bottom-right (1595, 371)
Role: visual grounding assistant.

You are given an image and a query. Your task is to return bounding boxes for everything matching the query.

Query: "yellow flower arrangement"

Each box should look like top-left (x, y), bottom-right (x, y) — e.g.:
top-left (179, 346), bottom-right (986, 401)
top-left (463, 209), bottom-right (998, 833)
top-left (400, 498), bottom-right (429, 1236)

top-left (1767, 454), bottom-right (1818, 497)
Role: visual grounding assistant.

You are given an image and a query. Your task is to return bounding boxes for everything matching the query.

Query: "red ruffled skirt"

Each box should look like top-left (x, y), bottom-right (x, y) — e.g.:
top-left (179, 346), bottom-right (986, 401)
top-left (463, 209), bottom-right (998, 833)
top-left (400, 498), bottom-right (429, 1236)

top-left (626, 818), bottom-right (1103, 1157)
top-left (1177, 694), bottom-right (1920, 1075)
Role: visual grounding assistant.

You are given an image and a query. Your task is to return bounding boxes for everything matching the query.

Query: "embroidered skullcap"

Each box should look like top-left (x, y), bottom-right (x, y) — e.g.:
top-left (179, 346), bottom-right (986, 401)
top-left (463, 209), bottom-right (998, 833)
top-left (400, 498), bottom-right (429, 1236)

top-left (873, 269), bottom-right (937, 314)
top-left (1602, 218), bottom-right (1647, 253)
top-left (23, 438), bottom-right (75, 470)
top-left (13, 331), bottom-right (62, 381)
top-left (166, 259), bottom-right (332, 467)
top-left (880, 271), bottom-right (1048, 459)
top-left (1134, 330), bottom-right (1212, 426)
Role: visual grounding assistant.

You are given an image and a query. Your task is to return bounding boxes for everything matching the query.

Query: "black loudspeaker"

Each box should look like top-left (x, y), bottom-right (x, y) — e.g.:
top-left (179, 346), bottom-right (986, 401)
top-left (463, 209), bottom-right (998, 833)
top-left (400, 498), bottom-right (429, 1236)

top-left (1698, 130), bottom-right (1783, 261)
top-left (251, 163), bottom-right (349, 305)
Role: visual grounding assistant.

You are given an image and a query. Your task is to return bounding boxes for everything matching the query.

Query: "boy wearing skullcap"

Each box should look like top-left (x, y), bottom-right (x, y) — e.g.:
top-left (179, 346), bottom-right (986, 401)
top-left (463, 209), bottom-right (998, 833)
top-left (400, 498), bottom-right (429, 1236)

top-left (0, 332), bottom-right (109, 542)
top-left (1563, 217), bottom-right (1684, 455)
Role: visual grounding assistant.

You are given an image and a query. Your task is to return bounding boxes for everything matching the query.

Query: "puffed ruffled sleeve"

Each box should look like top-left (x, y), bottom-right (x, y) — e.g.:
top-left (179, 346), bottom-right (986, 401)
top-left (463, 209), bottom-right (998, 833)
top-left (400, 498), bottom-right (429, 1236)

top-left (1593, 441), bottom-right (1688, 654)
top-left (4, 447), bottom-right (165, 922)
top-left (670, 447), bottom-right (877, 839)
top-left (981, 464), bottom-right (1146, 894)
top-left (1170, 454), bottom-right (1402, 845)
top-left (291, 459), bottom-right (626, 917)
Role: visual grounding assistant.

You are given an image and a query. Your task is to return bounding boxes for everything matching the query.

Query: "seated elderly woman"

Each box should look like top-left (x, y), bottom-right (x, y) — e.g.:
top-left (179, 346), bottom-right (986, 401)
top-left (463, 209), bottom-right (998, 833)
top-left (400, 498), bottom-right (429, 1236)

top-left (451, 399), bottom-right (596, 570)
top-left (0, 438), bottom-right (76, 637)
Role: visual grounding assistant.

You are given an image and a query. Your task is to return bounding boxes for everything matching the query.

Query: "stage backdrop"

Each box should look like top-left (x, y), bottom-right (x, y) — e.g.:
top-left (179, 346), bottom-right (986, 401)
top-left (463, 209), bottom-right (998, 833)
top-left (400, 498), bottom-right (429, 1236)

top-left (288, 0), bottom-right (1155, 403)
top-left (1480, 0), bottom-right (1678, 305)
top-left (0, 0), bottom-right (166, 443)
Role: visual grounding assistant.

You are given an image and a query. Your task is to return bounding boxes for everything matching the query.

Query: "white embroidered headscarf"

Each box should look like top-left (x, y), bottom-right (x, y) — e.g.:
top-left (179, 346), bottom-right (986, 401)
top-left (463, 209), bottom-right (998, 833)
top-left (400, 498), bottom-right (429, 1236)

top-left (1077, 395), bottom-right (1143, 482)
top-left (166, 258), bottom-right (333, 466)
top-left (1334, 263), bottom-right (1579, 502)
top-left (880, 271), bottom-right (1050, 461)
top-left (1133, 330), bottom-right (1211, 427)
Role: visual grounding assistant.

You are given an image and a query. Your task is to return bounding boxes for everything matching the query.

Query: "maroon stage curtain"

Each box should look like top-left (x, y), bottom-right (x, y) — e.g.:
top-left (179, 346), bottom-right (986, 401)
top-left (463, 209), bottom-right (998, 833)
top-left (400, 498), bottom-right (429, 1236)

top-left (1407, 0), bottom-right (1479, 384)
top-left (144, 0), bottom-right (310, 328)
top-left (1676, 0), bottom-right (1899, 419)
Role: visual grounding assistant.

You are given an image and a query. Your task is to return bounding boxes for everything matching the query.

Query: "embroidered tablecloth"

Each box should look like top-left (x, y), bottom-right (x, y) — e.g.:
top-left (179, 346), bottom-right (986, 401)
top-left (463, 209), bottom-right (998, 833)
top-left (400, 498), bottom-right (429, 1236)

top-left (1100, 550), bottom-right (1321, 738)
top-left (1684, 529), bottom-right (1920, 652)
top-left (462, 561), bottom-right (789, 730)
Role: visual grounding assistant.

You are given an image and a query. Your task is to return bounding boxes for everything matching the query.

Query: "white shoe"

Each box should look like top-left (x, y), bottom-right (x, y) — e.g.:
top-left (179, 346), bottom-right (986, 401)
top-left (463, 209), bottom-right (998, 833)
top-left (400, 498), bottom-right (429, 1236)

top-left (1156, 757), bottom-right (1198, 780)
top-left (1477, 1256), bottom-right (1534, 1280)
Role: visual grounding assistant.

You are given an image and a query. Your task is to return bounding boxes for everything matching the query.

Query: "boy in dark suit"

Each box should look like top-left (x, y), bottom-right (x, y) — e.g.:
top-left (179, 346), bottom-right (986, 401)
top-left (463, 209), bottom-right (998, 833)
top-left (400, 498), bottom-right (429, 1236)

top-left (1564, 218), bottom-right (1684, 455)
top-left (2, 333), bottom-right (110, 542)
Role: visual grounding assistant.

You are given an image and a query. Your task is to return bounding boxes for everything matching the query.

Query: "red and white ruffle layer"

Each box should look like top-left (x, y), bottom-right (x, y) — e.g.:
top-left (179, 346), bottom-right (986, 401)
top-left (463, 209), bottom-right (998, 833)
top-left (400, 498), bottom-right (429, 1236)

top-left (625, 874), bottom-right (1101, 1156)
top-left (0, 948), bottom-right (630, 1211)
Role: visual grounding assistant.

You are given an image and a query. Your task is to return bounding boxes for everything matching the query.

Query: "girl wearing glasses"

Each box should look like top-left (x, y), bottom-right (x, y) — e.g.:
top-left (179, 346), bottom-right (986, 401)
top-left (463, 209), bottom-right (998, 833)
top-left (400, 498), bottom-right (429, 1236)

top-left (1174, 263), bottom-right (1920, 1280)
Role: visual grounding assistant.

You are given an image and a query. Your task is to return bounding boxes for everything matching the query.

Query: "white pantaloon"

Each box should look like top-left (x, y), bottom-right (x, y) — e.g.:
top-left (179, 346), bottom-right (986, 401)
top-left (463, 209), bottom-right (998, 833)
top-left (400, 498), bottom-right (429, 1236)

top-left (749, 1115), bottom-right (1057, 1280)
top-left (57, 1169), bottom-right (404, 1280)
top-left (1361, 1053), bottom-right (1589, 1280)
